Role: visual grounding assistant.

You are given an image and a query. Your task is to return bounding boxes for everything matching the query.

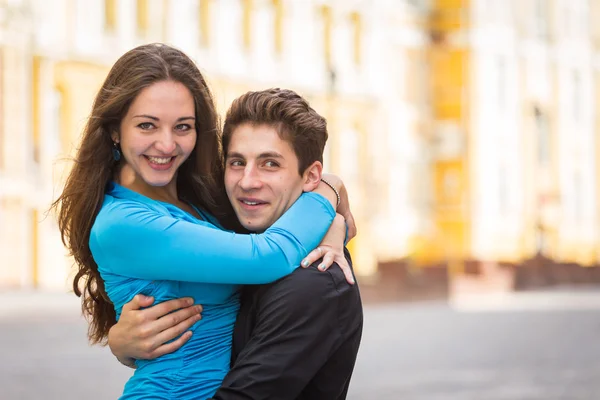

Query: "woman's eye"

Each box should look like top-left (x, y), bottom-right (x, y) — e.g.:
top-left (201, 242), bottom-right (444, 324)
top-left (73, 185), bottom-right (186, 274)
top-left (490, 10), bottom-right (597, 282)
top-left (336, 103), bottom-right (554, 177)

top-left (138, 122), bottom-right (154, 130)
top-left (229, 160), bottom-right (244, 167)
top-left (175, 123), bottom-right (192, 131)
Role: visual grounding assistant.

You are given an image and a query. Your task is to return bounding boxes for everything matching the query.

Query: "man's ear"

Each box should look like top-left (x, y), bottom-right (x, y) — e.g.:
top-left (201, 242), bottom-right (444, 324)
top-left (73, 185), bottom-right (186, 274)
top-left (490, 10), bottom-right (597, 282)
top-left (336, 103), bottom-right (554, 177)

top-left (302, 161), bottom-right (323, 192)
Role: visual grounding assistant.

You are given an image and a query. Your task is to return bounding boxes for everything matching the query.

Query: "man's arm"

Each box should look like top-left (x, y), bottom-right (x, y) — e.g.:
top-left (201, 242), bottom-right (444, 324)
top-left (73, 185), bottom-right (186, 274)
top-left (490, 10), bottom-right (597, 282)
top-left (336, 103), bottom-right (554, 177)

top-left (212, 262), bottom-right (352, 400)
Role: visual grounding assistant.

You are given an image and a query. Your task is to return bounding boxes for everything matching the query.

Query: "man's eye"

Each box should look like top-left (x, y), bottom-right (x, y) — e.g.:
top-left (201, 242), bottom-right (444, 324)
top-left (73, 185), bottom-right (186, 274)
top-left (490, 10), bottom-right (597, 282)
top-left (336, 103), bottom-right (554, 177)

top-left (137, 122), bottom-right (154, 130)
top-left (264, 161), bottom-right (279, 168)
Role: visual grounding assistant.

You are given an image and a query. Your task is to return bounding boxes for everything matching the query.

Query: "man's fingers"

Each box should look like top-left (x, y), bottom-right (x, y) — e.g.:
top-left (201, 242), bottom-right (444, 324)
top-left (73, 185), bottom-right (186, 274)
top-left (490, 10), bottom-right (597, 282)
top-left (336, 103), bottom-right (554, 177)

top-left (153, 305), bottom-right (203, 333)
top-left (154, 312), bottom-right (201, 351)
top-left (136, 310), bottom-right (201, 358)
top-left (144, 297), bottom-right (196, 320)
top-left (150, 330), bottom-right (193, 359)
top-left (122, 294), bottom-right (154, 313)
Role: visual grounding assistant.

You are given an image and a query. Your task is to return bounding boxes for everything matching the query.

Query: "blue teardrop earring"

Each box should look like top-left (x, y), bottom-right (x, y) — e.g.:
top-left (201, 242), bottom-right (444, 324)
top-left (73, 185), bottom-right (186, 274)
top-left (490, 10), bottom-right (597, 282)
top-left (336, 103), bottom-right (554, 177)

top-left (112, 142), bottom-right (121, 162)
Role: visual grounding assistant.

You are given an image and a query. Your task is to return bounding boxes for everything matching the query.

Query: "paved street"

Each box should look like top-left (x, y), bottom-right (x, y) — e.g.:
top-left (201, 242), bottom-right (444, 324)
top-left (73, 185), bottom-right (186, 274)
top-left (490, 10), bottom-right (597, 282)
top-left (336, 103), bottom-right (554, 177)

top-left (2, 287), bottom-right (600, 399)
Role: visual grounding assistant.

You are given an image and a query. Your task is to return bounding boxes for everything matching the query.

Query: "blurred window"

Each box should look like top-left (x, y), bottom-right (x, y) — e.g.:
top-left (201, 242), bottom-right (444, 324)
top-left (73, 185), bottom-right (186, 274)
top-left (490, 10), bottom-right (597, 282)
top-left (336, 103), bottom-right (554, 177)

top-left (340, 127), bottom-right (359, 187)
top-left (31, 56), bottom-right (40, 164)
top-left (572, 70), bottom-right (581, 123)
top-left (497, 56), bottom-right (506, 111)
top-left (50, 89), bottom-right (63, 157)
top-left (533, 0), bottom-right (547, 38)
top-left (579, 0), bottom-right (589, 37)
top-left (573, 171), bottom-right (582, 223)
top-left (498, 164), bottom-right (508, 215)
top-left (405, 48), bottom-right (428, 107)
top-left (559, 0), bottom-right (586, 38)
top-left (534, 107), bottom-right (550, 166)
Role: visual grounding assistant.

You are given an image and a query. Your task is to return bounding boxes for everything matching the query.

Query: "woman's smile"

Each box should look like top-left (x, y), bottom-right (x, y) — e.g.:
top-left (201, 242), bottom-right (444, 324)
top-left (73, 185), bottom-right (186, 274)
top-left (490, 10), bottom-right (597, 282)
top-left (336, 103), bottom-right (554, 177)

top-left (144, 155), bottom-right (177, 170)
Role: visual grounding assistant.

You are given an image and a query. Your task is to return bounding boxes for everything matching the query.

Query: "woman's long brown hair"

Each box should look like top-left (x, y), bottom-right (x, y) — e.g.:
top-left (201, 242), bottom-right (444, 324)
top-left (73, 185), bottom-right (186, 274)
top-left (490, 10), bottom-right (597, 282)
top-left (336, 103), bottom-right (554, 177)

top-left (51, 43), bottom-right (238, 344)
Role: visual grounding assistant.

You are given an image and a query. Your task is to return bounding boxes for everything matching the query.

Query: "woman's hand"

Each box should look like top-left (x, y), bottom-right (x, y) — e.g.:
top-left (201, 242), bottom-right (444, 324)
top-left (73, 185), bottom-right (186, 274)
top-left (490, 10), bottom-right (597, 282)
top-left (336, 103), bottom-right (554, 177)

top-left (320, 173), bottom-right (357, 241)
top-left (301, 214), bottom-right (355, 285)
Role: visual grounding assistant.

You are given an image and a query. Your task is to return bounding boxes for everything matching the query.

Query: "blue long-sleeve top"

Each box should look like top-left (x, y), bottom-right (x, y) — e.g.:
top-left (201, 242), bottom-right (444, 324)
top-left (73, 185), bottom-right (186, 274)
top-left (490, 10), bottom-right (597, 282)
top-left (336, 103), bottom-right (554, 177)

top-left (89, 182), bottom-right (335, 399)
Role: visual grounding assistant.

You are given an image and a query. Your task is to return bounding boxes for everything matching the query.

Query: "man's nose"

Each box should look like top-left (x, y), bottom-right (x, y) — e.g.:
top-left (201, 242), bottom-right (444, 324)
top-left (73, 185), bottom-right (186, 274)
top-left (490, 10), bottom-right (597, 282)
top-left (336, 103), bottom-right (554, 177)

top-left (154, 129), bottom-right (177, 154)
top-left (239, 166), bottom-right (262, 191)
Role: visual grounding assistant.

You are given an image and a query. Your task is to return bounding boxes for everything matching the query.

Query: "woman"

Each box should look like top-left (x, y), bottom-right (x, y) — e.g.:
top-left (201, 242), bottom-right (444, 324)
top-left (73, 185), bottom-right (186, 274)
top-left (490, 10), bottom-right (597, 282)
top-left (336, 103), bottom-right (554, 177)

top-left (52, 43), bottom-right (353, 399)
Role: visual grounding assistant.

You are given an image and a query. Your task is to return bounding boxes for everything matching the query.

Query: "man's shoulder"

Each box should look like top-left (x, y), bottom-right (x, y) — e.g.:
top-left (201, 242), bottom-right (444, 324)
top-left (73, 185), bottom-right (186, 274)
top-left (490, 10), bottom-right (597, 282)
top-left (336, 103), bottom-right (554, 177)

top-left (260, 251), bottom-right (356, 301)
top-left (260, 266), bottom-right (334, 299)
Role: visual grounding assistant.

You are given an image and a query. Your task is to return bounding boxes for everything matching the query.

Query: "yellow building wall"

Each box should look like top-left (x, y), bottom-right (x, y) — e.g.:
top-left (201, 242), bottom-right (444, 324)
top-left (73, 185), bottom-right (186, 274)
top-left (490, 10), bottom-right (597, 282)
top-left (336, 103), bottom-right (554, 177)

top-left (0, 198), bottom-right (29, 286)
top-left (432, 0), bottom-right (469, 32)
top-left (53, 61), bottom-right (109, 156)
top-left (420, 0), bottom-right (471, 267)
top-left (0, 47), bottom-right (4, 169)
top-left (430, 48), bottom-right (467, 121)
top-left (597, 70), bottom-right (600, 264)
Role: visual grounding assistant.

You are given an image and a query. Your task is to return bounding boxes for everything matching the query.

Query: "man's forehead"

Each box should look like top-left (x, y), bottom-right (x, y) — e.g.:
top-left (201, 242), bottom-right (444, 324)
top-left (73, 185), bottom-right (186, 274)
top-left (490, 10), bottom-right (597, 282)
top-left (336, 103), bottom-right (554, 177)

top-left (226, 123), bottom-right (297, 161)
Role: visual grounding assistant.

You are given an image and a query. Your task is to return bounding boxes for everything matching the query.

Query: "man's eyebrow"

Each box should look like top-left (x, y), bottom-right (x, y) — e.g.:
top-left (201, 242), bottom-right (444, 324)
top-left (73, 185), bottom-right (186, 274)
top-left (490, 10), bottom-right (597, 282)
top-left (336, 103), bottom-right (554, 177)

top-left (226, 151), bottom-right (284, 159)
top-left (226, 151), bottom-right (245, 159)
top-left (257, 151), bottom-right (284, 159)
top-left (132, 115), bottom-right (195, 122)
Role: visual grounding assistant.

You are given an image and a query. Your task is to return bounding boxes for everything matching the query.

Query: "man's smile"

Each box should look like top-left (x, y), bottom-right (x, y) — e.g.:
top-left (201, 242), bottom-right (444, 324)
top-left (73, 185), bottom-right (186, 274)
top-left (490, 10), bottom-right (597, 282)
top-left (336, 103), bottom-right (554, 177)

top-left (238, 197), bottom-right (269, 211)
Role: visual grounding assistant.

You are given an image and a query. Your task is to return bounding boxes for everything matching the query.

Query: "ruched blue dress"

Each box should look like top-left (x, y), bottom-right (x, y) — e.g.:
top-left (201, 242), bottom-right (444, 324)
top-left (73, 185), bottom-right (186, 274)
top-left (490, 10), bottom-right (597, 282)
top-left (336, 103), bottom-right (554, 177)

top-left (89, 182), bottom-right (335, 399)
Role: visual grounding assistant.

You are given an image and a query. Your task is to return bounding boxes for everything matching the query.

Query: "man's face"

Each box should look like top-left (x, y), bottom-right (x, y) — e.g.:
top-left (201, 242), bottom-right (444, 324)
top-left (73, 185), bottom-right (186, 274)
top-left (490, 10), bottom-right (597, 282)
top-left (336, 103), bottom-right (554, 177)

top-left (225, 123), bottom-right (307, 232)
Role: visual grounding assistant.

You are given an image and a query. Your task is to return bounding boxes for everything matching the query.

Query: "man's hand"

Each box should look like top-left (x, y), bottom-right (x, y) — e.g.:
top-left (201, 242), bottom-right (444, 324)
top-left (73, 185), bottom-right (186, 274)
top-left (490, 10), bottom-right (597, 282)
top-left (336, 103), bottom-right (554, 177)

top-left (107, 295), bottom-right (203, 367)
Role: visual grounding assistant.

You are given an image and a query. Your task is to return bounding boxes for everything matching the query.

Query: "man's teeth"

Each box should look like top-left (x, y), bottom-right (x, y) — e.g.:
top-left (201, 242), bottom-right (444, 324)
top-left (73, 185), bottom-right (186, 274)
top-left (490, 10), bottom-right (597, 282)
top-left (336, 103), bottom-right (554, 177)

top-left (147, 156), bottom-right (172, 164)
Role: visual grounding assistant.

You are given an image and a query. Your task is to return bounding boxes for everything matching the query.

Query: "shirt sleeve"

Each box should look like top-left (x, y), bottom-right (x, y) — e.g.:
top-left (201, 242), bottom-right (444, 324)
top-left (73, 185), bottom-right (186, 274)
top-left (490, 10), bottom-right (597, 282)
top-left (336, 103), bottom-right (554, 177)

top-left (211, 266), bottom-right (344, 400)
top-left (90, 192), bottom-right (334, 284)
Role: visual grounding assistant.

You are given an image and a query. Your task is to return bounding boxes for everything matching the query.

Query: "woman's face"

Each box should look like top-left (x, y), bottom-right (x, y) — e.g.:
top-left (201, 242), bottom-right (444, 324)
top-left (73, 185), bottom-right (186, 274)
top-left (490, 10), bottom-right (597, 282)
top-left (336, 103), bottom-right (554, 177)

top-left (114, 80), bottom-right (197, 191)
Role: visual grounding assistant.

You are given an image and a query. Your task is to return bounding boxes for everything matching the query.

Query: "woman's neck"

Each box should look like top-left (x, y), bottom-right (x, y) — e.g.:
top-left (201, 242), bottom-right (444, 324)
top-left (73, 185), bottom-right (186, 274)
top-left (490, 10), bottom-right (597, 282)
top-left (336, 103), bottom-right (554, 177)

top-left (116, 166), bottom-right (179, 205)
top-left (115, 165), bottom-right (200, 219)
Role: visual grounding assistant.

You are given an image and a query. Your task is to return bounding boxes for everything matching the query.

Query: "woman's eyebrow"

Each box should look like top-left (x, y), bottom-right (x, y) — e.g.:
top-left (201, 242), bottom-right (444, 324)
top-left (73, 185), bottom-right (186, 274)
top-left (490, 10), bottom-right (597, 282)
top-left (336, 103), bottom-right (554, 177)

top-left (132, 115), bottom-right (195, 122)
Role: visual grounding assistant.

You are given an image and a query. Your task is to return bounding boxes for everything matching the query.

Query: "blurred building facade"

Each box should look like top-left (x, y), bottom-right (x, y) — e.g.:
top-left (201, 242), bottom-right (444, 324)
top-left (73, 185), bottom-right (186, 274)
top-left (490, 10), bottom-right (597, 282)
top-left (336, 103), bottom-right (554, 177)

top-left (1, 0), bottom-right (600, 292)
top-left (416, 0), bottom-right (599, 272)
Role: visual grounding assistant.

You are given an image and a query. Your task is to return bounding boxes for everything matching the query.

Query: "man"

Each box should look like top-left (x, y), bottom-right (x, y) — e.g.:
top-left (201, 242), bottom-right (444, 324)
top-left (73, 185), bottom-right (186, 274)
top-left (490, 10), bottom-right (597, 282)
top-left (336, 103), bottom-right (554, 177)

top-left (108, 88), bottom-right (363, 399)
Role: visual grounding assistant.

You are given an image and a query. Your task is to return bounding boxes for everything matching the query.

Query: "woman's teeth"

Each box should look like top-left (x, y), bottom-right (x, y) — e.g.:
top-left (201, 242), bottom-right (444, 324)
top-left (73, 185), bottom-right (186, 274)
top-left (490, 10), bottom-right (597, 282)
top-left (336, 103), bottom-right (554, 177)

top-left (147, 156), bottom-right (173, 164)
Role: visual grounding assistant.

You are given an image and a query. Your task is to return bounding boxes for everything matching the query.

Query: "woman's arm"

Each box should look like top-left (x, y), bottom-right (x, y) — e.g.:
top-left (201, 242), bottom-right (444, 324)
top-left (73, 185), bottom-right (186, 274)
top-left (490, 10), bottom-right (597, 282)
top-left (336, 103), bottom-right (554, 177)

top-left (301, 214), bottom-right (355, 284)
top-left (90, 192), bottom-right (335, 285)
top-left (318, 173), bottom-right (356, 240)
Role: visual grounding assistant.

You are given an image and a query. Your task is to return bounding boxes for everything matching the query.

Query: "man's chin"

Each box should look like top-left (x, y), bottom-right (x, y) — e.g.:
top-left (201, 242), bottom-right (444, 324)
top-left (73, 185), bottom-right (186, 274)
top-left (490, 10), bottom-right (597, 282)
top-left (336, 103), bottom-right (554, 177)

top-left (240, 219), bottom-right (269, 233)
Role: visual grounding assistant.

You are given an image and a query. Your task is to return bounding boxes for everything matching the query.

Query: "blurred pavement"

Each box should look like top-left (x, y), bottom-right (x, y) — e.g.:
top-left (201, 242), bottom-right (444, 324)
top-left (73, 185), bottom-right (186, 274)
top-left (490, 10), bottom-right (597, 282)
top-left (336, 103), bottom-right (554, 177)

top-left (2, 286), bottom-right (600, 399)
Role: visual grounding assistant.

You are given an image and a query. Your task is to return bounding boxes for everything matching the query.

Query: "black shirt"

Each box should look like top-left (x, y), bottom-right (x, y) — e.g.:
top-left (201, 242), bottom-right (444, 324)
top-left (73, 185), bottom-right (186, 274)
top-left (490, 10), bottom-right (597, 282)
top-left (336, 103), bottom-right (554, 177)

top-left (212, 249), bottom-right (363, 399)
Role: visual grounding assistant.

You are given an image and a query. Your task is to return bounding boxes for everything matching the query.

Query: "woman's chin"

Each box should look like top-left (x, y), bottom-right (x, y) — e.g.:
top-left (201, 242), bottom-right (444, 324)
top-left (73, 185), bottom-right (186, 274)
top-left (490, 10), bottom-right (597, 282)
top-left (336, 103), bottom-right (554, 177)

top-left (143, 175), bottom-right (175, 187)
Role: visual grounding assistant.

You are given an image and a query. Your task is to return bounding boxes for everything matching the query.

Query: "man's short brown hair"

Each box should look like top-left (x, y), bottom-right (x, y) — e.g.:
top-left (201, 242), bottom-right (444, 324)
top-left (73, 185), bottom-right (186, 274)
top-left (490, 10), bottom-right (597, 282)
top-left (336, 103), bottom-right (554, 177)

top-left (222, 88), bottom-right (328, 174)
